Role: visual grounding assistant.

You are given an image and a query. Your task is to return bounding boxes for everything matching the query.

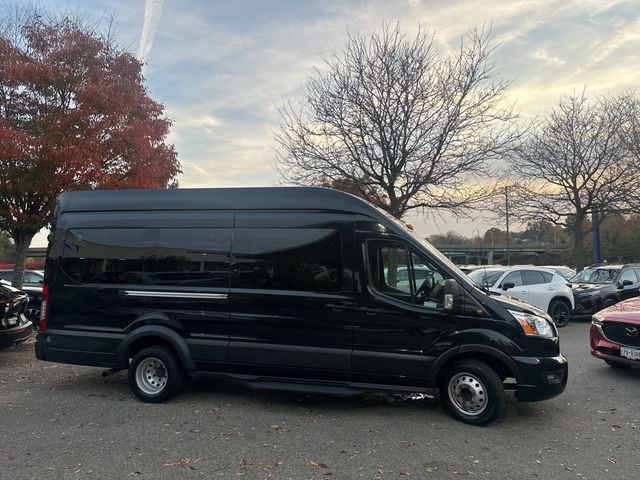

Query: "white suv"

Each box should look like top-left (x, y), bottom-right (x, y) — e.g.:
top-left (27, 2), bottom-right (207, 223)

top-left (467, 266), bottom-right (575, 327)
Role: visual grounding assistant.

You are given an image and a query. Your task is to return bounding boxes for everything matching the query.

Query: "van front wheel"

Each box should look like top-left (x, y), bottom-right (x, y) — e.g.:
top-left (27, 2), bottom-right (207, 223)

top-left (440, 360), bottom-right (505, 426)
top-left (128, 346), bottom-right (185, 403)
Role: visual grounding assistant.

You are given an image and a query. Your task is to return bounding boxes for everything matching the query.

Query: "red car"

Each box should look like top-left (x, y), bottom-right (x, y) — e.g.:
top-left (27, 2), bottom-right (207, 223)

top-left (591, 297), bottom-right (640, 369)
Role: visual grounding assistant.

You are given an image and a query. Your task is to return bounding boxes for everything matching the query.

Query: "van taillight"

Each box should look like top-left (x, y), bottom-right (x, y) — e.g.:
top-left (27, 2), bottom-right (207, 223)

top-left (39, 283), bottom-right (49, 331)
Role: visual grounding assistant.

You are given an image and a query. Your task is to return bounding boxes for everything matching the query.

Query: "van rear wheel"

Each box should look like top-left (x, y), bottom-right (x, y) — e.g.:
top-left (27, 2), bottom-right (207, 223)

top-left (440, 360), bottom-right (505, 426)
top-left (128, 346), bottom-right (185, 403)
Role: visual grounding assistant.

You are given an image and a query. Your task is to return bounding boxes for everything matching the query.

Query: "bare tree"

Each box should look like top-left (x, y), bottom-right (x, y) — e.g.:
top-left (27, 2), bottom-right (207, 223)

top-left (275, 24), bottom-right (517, 219)
top-left (620, 91), bottom-right (640, 163)
top-left (508, 91), bottom-right (640, 270)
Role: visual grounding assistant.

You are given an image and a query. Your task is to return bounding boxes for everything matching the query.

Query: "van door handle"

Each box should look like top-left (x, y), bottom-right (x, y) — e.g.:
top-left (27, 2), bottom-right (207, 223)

top-left (359, 306), bottom-right (380, 315)
top-left (326, 302), bottom-right (355, 312)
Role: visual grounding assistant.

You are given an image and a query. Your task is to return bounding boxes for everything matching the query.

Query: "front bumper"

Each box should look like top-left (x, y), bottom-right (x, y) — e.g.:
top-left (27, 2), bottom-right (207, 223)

top-left (0, 315), bottom-right (33, 350)
top-left (512, 354), bottom-right (568, 402)
top-left (590, 324), bottom-right (640, 367)
top-left (572, 297), bottom-right (603, 316)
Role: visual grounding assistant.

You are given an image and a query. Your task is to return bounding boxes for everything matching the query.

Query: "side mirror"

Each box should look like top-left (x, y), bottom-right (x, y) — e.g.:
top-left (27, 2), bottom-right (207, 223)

top-left (622, 279), bottom-right (633, 287)
top-left (502, 282), bottom-right (515, 291)
top-left (443, 279), bottom-right (462, 312)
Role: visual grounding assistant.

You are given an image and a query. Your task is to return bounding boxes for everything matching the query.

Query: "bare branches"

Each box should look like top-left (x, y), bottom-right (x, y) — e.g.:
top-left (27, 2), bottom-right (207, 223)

top-left (275, 23), bottom-right (517, 219)
top-left (507, 90), bottom-right (640, 269)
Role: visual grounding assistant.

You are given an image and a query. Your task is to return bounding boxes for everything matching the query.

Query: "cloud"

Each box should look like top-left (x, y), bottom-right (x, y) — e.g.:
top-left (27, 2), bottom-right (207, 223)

top-left (137, 0), bottom-right (164, 63)
top-left (24, 0), bottom-right (640, 244)
top-left (586, 16), bottom-right (640, 67)
top-left (528, 48), bottom-right (566, 66)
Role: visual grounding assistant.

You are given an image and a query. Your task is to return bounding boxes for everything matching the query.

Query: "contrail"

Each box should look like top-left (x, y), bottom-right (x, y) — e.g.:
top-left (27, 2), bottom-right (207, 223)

top-left (137, 0), bottom-right (165, 63)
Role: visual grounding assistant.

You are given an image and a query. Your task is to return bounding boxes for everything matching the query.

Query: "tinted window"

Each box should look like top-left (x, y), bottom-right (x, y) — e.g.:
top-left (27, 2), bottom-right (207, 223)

top-left (367, 241), bottom-right (412, 300)
top-left (541, 271), bottom-right (554, 283)
top-left (62, 228), bottom-right (231, 287)
top-left (620, 269), bottom-right (638, 284)
top-left (502, 271), bottom-right (523, 287)
top-left (0, 271), bottom-right (12, 281)
top-left (24, 272), bottom-right (44, 283)
top-left (522, 270), bottom-right (548, 285)
top-left (231, 228), bottom-right (342, 293)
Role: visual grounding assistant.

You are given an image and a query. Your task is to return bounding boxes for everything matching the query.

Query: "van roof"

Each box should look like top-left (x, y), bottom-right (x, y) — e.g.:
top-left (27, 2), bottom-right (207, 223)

top-left (58, 187), bottom-right (384, 218)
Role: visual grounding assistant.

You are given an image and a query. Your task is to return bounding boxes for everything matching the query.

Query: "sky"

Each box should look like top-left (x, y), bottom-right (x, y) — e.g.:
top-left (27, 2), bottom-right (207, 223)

top-left (31, 0), bottom-right (640, 245)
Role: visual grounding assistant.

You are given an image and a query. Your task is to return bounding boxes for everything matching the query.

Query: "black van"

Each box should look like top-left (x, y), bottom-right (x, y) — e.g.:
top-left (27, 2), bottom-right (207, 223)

top-left (35, 187), bottom-right (567, 425)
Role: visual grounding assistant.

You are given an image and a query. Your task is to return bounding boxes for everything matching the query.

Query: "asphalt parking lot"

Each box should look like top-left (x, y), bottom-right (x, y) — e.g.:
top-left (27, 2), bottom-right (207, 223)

top-left (1, 321), bottom-right (639, 480)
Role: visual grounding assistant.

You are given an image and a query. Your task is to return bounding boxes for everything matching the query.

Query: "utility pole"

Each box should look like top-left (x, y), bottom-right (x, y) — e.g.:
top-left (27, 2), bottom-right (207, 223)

top-left (592, 206), bottom-right (602, 264)
top-left (505, 187), bottom-right (511, 266)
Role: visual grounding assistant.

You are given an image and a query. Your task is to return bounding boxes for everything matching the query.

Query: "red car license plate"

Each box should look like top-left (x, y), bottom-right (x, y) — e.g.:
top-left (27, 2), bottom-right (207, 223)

top-left (620, 346), bottom-right (640, 360)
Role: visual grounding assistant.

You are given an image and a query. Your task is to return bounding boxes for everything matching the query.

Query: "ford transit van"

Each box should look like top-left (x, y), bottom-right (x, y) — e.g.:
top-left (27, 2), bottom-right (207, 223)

top-left (35, 187), bottom-right (567, 425)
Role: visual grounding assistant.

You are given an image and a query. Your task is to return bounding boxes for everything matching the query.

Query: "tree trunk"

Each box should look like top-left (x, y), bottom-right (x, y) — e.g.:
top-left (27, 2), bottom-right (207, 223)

top-left (573, 217), bottom-right (585, 272)
top-left (11, 229), bottom-right (36, 289)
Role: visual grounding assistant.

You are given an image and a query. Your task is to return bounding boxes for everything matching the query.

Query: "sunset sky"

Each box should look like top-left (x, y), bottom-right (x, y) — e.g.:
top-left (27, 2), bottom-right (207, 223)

top-left (34, 0), bottom-right (640, 243)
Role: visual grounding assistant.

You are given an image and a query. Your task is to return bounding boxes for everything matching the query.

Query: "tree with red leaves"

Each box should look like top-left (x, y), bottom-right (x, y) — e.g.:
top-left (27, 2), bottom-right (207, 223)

top-left (0, 15), bottom-right (180, 287)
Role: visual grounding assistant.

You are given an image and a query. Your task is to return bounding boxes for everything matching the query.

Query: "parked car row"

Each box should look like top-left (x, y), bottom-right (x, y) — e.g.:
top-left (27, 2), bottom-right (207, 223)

top-left (466, 266), bottom-right (574, 327)
top-left (464, 263), bottom-right (640, 328)
top-left (571, 264), bottom-right (640, 316)
top-left (463, 262), bottom-right (640, 370)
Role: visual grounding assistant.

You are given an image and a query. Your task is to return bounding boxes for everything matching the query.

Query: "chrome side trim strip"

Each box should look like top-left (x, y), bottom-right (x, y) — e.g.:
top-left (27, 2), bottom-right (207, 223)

top-left (123, 291), bottom-right (228, 300)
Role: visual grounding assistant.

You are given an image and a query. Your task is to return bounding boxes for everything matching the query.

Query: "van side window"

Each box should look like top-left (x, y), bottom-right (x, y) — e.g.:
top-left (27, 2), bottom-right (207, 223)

top-left (367, 240), bottom-right (447, 309)
top-left (62, 228), bottom-right (231, 287)
top-left (231, 228), bottom-right (342, 293)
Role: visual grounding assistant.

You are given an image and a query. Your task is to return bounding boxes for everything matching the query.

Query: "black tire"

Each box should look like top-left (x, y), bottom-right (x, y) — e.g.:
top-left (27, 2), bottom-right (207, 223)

top-left (128, 346), bottom-right (185, 403)
top-left (602, 298), bottom-right (617, 309)
top-left (604, 359), bottom-right (631, 370)
top-left (439, 360), bottom-right (505, 426)
top-left (548, 300), bottom-right (570, 328)
top-left (26, 308), bottom-right (41, 330)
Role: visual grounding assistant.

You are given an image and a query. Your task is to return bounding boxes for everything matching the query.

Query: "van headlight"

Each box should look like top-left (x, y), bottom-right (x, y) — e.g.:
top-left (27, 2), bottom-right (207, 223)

top-left (508, 310), bottom-right (555, 338)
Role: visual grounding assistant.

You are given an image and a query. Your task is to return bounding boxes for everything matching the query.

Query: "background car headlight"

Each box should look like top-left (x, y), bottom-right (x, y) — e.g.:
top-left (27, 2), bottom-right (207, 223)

top-left (509, 310), bottom-right (555, 338)
top-left (577, 290), bottom-right (600, 297)
top-left (592, 313), bottom-right (604, 326)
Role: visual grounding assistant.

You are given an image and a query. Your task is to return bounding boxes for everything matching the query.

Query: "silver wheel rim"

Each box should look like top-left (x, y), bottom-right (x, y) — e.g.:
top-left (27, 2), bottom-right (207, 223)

top-left (136, 357), bottom-right (168, 395)
top-left (448, 372), bottom-right (488, 416)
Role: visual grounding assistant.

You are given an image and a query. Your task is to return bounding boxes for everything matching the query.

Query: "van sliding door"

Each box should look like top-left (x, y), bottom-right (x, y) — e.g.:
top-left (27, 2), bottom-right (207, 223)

top-left (228, 212), bottom-right (355, 376)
